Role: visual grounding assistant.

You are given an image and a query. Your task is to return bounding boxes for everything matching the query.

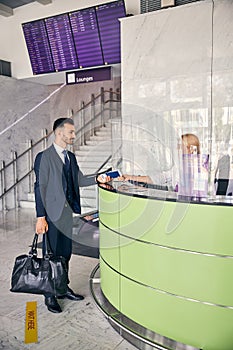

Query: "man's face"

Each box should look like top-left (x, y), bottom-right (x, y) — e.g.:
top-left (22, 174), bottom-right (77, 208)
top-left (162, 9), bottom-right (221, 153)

top-left (60, 123), bottom-right (76, 145)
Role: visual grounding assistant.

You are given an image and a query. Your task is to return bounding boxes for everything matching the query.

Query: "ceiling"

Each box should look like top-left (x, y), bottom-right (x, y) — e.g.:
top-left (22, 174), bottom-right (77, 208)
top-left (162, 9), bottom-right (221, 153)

top-left (0, 0), bottom-right (35, 9)
top-left (0, 0), bottom-right (52, 16)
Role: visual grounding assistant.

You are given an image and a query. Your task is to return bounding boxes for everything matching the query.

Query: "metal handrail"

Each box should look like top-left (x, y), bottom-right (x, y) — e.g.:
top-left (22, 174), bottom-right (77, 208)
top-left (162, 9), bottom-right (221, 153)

top-left (0, 88), bottom-right (121, 210)
top-left (74, 87), bottom-right (120, 148)
top-left (96, 155), bottom-right (112, 173)
top-left (0, 131), bottom-right (51, 176)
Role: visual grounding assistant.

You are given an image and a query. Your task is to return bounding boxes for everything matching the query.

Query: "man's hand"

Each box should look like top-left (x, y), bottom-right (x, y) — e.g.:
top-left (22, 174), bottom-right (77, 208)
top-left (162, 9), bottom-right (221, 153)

top-left (36, 217), bottom-right (48, 234)
top-left (96, 174), bottom-right (111, 183)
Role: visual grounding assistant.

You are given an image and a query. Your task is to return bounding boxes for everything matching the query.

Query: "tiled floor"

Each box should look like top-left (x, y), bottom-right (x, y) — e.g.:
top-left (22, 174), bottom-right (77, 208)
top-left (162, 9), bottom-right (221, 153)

top-left (0, 208), bottom-right (137, 350)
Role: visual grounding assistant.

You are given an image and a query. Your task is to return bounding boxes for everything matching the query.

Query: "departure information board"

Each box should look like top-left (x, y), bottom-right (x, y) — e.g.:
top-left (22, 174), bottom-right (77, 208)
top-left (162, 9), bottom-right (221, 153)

top-left (45, 14), bottom-right (78, 71)
top-left (22, 19), bottom-right (55, 75)
top-left (69, 8), bottom-right (104, 68)
top-left (96, 0), bottom-right (126, 64)
top-left (22, 0), bottom-right (126, 75)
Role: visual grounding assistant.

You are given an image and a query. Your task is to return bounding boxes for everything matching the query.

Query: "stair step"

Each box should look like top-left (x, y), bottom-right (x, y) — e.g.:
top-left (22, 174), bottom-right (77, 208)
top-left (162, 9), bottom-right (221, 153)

top-left (79, 139), bottom-right (111, 145)
top-left (81, 206), bottom-right (97, 214)
top-left (19, 200), bottom-right (35, 209)
top-left (77, 147), bottom-right (111, 154)
top-left (94, 131), bottom-right (111, 137)
top-left (85, 140), bottom-right (111, 147)
top-left (77, 154), bottom-right (111, 160)
top-left (88, 136), bottom-right (110, 142)
top-left (80, 198), bottom-right (97, 208)
top-left (80, 186), bottom-right (97, 196)
top-left (27, 193), bottom-right (35, 201)
top-left (78, 159), bottom-right (109, 164)
top-left (79, 168), bottom-right (99, 174)
top-left (79, 163), bottom-right (110, 169)
top-left (86, 130), bottom-right (111, 138)
top-left (77, 142), bottom-right (111, 147)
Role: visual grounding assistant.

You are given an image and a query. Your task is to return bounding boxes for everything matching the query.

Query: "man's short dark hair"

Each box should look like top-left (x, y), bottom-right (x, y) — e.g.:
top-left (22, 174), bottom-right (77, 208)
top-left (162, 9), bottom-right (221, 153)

top-left (53, 118), bottom-right (74, 132)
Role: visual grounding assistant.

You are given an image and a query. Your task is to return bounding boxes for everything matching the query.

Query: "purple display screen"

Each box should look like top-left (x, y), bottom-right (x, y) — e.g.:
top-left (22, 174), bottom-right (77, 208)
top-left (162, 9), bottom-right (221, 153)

top-left (69, 8), bottom-right (104, 68)
top-left (96, 0), bottom-right (126, 64)
top-left (22, 20), bottom-right (55, 75)
top-left (45, 13), bottom-right (79, 71)
top-left (22, 0), bottom-right (126, 75)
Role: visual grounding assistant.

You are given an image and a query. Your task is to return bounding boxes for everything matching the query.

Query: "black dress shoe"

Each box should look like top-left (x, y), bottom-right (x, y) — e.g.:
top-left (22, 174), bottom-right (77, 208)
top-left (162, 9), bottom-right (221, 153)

top-left (57, 287), bottom-right (84, 301)
top-left (45, 296), bottom-right (62, 313)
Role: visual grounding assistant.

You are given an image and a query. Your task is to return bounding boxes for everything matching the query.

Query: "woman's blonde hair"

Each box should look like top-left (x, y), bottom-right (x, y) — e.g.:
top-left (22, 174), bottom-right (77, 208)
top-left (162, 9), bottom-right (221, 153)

top-left (181, 133), bottom-right (200, 154)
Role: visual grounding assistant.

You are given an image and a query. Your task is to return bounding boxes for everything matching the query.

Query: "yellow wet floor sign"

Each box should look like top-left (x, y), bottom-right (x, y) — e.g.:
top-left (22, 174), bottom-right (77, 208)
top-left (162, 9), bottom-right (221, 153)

top-left (25, 301), bottom-right (38, 344)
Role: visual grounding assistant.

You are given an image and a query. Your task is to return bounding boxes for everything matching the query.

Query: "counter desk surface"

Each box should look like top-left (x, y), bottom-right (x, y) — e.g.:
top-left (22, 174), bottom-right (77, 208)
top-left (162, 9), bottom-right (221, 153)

top-left (97, 180), bottom-right (233, 350)
top-left (99, 179), bottom-right (233, 205)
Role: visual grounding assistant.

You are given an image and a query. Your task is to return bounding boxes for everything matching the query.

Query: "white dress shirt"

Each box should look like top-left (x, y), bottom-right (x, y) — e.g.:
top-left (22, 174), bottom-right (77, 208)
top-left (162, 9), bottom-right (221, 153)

top-left (53, 142), bottom-right (69, 163)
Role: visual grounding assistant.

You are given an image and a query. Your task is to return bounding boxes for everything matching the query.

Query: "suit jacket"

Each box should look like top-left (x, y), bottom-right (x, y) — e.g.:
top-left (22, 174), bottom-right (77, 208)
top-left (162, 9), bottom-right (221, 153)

top-left (34, 144), bottom-right (96, 222)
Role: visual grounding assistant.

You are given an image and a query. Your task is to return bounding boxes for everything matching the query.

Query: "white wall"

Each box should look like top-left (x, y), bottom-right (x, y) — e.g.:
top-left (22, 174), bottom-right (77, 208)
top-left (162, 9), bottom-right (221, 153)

top-left (0, 0), bottom-right (140, 80)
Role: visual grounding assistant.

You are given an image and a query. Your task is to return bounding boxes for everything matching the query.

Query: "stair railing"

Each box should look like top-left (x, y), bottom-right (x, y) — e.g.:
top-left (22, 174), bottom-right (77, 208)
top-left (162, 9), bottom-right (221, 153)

top-left (0, 129), bottom-right (50, 211)
top-left (74, 87), bottom-right (121, 150)
top-left (0, 88), bottom-right (121, 211)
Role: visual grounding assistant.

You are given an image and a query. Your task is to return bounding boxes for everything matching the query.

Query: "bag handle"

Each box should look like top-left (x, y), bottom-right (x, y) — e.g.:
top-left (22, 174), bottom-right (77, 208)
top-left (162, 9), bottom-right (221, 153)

top-left (29, 232), bottom-right (53, 258)
top-left (29, 234), bottom-right (38, 256)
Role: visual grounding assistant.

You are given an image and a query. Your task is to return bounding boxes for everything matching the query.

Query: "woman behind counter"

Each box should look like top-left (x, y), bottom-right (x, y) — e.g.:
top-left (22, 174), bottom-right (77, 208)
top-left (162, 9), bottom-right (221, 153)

top-left (117, 133), bottom-right (201, 188)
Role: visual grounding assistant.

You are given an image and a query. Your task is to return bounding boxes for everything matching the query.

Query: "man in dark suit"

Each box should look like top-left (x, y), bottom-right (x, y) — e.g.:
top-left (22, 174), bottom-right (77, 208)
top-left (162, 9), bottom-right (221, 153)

top-left (34, 117), bottom-right (110, 313)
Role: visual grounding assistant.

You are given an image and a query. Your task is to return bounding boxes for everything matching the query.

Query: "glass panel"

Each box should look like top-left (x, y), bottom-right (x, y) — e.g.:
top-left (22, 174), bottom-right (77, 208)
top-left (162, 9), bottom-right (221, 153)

top-left (110, 103), bottom-right (233, 201)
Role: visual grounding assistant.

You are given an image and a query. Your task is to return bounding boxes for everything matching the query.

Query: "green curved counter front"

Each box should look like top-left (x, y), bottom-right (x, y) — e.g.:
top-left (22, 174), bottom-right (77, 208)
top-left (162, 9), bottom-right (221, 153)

top-left (98, 185), bottom-right (233, 350)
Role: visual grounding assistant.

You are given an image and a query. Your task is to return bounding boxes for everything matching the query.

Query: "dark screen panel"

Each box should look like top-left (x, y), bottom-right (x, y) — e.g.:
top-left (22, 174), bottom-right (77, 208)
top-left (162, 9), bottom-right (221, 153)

top-left (22, 1), bottom-right (126, 75)
top-left (69, 7), bottom-right (104, 68)
top-left (22, 20), bottom-right (55, 75)
top-left (45, 13), bottom-right (79, 71)
top-left (96, 0), bottom-right (126, 64)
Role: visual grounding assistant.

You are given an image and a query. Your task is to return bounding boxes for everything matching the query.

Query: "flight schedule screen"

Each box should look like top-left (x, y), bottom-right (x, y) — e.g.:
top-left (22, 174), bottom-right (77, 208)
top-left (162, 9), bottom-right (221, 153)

top-left (96, 0), bottom-right (126, 64)
top-left (45, 14), bottom-right (78, 71)
top-left (22, 20), bottom-right (55, 75)
top-left (69, 8), bottom-right (104, 68)
top-left (22, 0), bottom-right (126, 75)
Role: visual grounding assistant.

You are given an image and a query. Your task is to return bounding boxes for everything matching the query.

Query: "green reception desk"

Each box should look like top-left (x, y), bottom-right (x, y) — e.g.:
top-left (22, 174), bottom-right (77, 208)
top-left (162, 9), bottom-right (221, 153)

top-left (98, 182), bottom-right (233, 350)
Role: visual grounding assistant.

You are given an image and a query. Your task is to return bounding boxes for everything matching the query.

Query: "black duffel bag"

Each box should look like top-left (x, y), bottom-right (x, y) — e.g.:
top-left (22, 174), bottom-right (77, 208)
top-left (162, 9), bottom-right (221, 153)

top-left (10, 233), bottom-right (68, 296)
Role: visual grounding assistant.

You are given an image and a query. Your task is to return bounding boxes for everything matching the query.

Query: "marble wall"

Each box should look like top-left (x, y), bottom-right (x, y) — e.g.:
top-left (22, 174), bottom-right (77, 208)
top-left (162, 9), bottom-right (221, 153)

top-left (121, 0), bottom-right (212, 112)
top-left (0, 76), bottom-right (52, 162)
top-left (119, 0), bottom-right (233, 189)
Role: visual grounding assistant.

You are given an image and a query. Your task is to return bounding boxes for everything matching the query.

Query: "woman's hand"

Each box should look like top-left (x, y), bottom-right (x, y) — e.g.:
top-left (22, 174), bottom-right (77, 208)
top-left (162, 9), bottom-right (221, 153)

top-left (117, 174), bottom-right (132, 182)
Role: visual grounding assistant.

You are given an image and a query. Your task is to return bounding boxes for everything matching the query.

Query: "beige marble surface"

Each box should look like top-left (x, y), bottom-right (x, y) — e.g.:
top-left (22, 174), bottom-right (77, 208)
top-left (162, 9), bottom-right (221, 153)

top-left (0, 208), bottom-right (136, 350)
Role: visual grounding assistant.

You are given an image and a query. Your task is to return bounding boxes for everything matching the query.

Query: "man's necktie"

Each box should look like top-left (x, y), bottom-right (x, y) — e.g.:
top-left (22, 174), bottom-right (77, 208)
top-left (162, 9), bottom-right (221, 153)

top-left (62, 150), bottom-right (70, 171)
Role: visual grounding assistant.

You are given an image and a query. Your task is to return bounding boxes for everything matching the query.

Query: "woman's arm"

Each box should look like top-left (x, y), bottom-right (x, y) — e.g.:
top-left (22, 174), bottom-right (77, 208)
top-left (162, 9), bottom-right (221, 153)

top-left (118, 174), bottom-right (153, 184)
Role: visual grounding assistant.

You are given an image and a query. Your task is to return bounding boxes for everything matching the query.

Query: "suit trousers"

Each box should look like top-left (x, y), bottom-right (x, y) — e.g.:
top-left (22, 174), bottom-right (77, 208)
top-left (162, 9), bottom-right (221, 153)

top-left (43, 204), bottom-right (73, 297)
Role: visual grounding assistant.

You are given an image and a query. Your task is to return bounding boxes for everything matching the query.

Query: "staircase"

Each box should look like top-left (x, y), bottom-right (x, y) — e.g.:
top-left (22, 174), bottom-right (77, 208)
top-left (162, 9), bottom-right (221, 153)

top-left (19, 123), bottom-right (112, 213)
top-left (75, 123), bottom-right (112, 213)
